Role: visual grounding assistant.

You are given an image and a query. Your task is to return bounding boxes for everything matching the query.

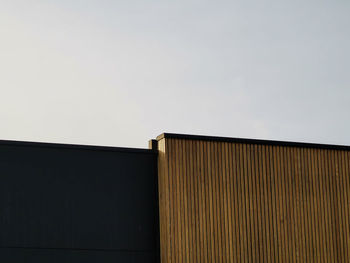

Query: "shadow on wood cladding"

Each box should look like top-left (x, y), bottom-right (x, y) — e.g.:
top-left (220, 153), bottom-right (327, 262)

top-left (155, 133), bottom-right (350, 263)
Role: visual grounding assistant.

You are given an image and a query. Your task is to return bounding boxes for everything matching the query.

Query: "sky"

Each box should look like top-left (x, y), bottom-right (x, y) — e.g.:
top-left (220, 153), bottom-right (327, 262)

top-left (0, 0), bottom-right (349, 148)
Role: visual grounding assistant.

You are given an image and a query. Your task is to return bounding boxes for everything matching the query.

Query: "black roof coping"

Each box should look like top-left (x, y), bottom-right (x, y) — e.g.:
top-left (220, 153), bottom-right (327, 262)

top-left (0, 139), bottom-right (154, 154)
top-left (156, 133), bottom-right (350, 151)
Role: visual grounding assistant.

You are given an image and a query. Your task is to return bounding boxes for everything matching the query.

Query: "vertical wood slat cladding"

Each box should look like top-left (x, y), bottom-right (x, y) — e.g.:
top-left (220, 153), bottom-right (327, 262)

top-left (157, 137), bottom-right (350, 262)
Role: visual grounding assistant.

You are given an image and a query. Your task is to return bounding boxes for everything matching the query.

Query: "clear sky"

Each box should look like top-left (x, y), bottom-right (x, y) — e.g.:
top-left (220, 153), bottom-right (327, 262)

top-left (1, 0), bottom-right (349, 148)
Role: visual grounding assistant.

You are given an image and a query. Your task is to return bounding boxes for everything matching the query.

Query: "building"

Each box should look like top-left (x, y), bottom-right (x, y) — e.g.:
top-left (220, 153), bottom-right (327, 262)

top-left (1, 133), bottom-right (349, 262)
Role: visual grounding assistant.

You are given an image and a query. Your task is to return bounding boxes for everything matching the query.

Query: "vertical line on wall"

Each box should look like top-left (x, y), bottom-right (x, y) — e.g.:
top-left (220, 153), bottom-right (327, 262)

top-left (275, 146), bottom-right (283, 262)
top-left (216, 142), bottom-right (222, 261)
top-left (344, 151), bottom-right (350, 255)
top-left (319, 148), bottom-right (328, 262)
top-left (326, 149), bottom-right (335, 260)
top-left (201, 140), bottom-right (209, 263)
top-left (257, 144), bottom-right (262, 262)
top-left (170, 139), bottom-right (177, 263)
top-left (268, 145), bottom-right (277, 262)
top-left (294, 147), bottom-right (299, 262)
top-left (341, 150), bottom-right (350, 260)
top-left (312, 148), bottom-right (319, 260)
top-left (225, 142), bottom-right (233, 262)
top-left (300, 148), bottom-right (308, 261)
top-left (257, 144), bottom-right (266, 262)
top-left (215, 142), bottom-right (221, 261)
top-left (196, 140), bottom-right (203, 263)
top-left (250, 144), bottom-right (260, 262)
top-left (207, 141), bottom-right (215, 262)
top-left (283, 146), bottom-right (292, 262)
top-left (238, 143), bottom-right (246, 262)
top-left (246, 143), bottom-right (254, 262)
top-left (180, 139), bottom-right (188, 263)
top-left (231, 143), bottom-right (240, 262)
top-left (277, 146), bottom-right (286, 262)
top-left (185, 139), bottom-right (193, 263)
top-left (189, 139), bottom-right (196, 263)
top-left (322, 148), bottom-right (330, 261)
top-left (243, 144), bottom-right (250, 262)
top-left (335, 150), bottom-right (344, 262)
top-left (262, 144), bottom-right (272, 263)
top-left (203, 141), bottom-right (211, 263)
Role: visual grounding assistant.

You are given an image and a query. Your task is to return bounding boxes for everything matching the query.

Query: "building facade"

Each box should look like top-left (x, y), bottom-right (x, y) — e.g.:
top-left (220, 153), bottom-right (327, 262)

top-left (156, 133), bottom-right (350, 262)
top-left (1, 133), bottom-right (350, 262)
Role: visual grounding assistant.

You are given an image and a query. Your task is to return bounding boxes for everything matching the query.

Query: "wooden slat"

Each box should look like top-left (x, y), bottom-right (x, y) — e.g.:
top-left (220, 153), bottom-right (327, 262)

top-left (342, 150), bottom-right (350, 259)
top-left (345, 151), bottom-right (350, 254)
top-left (231, 142), bottom-right (241, 262)
top-left (157, 138), bottom-right (350, 262)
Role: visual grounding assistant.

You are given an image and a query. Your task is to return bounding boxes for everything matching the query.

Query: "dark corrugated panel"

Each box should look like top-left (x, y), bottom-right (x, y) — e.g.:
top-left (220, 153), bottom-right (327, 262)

top-left (0, 142), bottom-right (159, 262)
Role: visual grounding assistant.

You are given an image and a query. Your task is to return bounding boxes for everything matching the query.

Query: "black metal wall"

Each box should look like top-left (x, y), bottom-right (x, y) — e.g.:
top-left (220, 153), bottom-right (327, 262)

top-left (0, 140), bottom-right (159, 263)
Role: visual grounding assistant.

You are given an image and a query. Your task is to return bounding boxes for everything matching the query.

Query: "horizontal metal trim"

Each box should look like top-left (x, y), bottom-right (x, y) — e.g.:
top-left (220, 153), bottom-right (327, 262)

top-left (0, 139), bottom-right (155, 155)
top-left (0, 246), bottom-right (154, 253)
top-left (156, 133), bottom-right (350, 151)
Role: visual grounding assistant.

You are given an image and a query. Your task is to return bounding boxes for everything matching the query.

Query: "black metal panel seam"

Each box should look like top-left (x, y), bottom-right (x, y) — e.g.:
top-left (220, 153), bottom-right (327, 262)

top-left (0, 247), bottom-right (154, 253)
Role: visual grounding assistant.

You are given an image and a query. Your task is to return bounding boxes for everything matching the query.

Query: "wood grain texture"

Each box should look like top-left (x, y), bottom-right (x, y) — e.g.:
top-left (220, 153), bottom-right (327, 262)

top-left (157, 138), bottom-right (350, 262)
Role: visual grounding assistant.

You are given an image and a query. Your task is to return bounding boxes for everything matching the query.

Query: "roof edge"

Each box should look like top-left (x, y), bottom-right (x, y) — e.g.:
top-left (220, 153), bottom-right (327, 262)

top-left (156, 133), bottom-right (350, 151)
top-left (0, 139), bottom-right (154, 154)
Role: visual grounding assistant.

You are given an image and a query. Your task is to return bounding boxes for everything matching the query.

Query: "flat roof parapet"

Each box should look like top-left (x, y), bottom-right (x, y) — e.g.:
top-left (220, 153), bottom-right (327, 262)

top-left (156, 133), bottom-right (350, 151)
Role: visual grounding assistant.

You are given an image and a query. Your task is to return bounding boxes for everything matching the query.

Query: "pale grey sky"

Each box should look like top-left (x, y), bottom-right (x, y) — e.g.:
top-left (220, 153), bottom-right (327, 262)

top-left (0, 0), bottom-right (349, 148)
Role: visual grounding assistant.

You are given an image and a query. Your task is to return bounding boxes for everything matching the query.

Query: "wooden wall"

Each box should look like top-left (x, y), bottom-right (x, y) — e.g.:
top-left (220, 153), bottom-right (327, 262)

top-left (157, 136), bottom-right (350, 262)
